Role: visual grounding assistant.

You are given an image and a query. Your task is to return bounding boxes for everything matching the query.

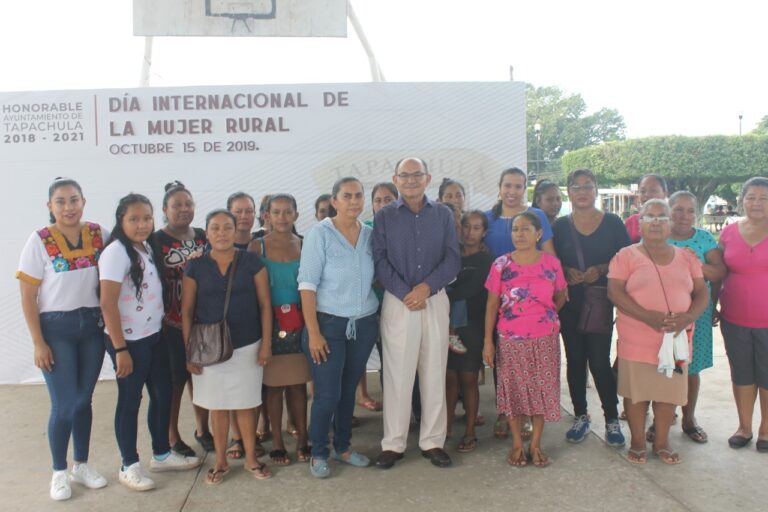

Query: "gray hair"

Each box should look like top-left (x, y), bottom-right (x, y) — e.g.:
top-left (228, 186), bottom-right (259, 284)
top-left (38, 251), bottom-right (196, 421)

top-left (639, 198), bottom-right (671, 217)
top-left (739, 177), bottom-right (768, 204)
top-left (668, 190), bottom-right (697, 209)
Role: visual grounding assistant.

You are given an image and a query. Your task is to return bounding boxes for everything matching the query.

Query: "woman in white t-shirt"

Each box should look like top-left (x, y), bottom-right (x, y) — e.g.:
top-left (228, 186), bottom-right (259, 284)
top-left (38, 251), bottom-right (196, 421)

top-left (99, 193), bottom-right (201, 492)
top-left (17, 178), bottom-right (109, 501)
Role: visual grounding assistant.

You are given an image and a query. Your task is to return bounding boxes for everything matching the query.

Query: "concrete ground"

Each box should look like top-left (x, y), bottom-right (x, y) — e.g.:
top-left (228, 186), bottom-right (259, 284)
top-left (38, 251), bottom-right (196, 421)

top-left (1, 328), bottom-right (766, 512)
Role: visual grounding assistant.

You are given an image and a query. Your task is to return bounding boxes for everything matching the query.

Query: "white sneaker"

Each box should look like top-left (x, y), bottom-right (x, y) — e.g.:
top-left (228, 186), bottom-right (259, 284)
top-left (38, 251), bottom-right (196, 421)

top-left (119, 462), bottom-right (155, 491)
top-left (70, 463), bottom-right (107, 489)
top-left (50, 470), bottom-right (71, 501)
top-left (149, 451), bottom-right (202, 472)
top-left (448, 335), bottom-right (468, 354)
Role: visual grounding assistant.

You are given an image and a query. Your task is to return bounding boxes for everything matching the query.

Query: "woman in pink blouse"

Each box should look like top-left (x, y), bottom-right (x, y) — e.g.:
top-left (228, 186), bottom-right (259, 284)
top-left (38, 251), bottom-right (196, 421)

top-left (608, 199), bottom-right (708, 465)
top-left (483, 212), bottom-right (567, 467)
top-left (718, 177), bottom-right (768, 453)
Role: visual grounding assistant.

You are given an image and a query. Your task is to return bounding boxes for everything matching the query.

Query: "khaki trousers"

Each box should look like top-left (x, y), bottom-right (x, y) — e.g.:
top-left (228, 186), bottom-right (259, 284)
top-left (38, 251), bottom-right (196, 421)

top-left (380, 290), bottom-right (449, 452)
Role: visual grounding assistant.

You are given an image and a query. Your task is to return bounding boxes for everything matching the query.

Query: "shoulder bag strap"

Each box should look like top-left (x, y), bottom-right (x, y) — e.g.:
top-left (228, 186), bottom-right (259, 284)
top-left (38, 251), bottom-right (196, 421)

top-left (567, 214), bottom-right (587, 272)
top-left (222, 252), bottom-right (238, 318)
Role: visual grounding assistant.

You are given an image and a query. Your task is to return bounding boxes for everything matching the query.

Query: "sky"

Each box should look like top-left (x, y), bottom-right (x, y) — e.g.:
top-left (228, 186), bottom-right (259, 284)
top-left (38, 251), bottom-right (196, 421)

top-left (0, 0), bottom-right (766, 138)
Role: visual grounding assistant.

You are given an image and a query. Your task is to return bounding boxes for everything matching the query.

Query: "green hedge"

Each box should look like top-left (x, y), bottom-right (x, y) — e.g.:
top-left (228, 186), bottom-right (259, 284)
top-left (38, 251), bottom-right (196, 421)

top-left (561, 135), bottom-right (768, 185)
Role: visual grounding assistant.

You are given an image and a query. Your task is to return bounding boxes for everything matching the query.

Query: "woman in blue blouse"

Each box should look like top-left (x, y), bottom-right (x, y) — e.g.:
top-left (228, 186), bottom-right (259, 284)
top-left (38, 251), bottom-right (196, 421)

top-left (298, 177), bottom-right (380, 478)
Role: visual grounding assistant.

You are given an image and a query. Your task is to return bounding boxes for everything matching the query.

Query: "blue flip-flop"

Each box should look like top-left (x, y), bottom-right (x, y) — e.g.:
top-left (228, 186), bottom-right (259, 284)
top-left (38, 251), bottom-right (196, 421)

top-left (331, 451), bottom-right (370, 467)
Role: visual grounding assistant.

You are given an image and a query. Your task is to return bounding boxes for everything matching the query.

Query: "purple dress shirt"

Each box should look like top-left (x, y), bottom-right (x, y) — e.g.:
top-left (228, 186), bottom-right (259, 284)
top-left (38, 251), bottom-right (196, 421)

top-left (373, 196), bottom-right (460, 301)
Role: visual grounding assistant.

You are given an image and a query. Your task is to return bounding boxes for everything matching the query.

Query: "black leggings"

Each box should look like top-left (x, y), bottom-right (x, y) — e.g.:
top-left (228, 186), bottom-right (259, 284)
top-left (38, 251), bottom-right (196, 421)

top-left (560, 311), bottom-right (618, 422)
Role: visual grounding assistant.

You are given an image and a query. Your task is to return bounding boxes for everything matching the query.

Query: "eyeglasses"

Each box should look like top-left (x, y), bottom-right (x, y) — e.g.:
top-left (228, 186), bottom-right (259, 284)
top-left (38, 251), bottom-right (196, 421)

top-left (396, 172), bottom-right (427, 181)
top-left (569, 184), bottom-right (595, 192)
top-left (640, 215), bottom-right (670, 224)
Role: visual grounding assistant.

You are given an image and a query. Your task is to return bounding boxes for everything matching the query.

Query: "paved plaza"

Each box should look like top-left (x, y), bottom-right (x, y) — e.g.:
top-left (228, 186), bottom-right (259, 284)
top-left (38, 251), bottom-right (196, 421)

top-left (1, 329), bottom-right (765, 512)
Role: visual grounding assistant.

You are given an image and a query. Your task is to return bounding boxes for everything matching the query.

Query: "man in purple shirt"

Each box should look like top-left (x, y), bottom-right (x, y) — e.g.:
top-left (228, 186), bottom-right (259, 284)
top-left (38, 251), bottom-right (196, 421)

top-left (372, 157), bottom-right (460, 469)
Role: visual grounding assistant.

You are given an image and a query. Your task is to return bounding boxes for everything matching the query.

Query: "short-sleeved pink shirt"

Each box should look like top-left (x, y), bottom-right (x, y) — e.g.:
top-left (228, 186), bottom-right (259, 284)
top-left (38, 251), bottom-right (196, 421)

top-left (720, 223), bottom-right (768, 328)
top-left (608, 245), bottom-right (702, 364)
top-left (484, 252), bottom-right (567, 340)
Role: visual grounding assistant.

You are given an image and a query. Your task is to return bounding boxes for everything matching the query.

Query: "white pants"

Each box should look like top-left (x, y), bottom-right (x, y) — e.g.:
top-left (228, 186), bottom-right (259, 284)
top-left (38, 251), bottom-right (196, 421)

top-left (380, 290), bottom-right (449, 452)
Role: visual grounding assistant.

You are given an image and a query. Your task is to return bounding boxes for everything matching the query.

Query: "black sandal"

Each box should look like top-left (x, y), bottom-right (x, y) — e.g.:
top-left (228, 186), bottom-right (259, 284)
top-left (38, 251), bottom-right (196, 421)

top-left (269, 448), bottom-right (291, 466)
top-left (226, 439), bottom-right (244, 459)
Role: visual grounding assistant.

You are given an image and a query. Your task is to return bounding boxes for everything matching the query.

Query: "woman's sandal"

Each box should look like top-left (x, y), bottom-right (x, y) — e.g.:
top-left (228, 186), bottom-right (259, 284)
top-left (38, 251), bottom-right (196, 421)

top-left (506, 447), bottom-right (527, 467)
top-left (654, 448), bottom-right (682, 465)
top-left (682, 425), bottom-right (708, 444)
top-left (521, 420), bottom-right (533, 442)
top-left (528, 447), bottom-right (550, 467)
top-left (205, 466), bottom-right (230, 485)
top-left (357, 397), bottom-right (383, 412)
top-left (253, 439), bottom-right (266, 458)
top-left (457, 436), bottom-right (478, 453)
top-left (226, 439), bottom-right (244, 460)
top-left (269, 448), bottom-right (291, 466)
top-left (646, 424), bottom-right (656, 443)
top-left (245, 461), bottom-right (273, 480)
top-left (493, 418), bottom-right (509, 439)
top-left (296, 445), bottom-right (311, 463)
top-left (626, 448), bottom-right (647, 465)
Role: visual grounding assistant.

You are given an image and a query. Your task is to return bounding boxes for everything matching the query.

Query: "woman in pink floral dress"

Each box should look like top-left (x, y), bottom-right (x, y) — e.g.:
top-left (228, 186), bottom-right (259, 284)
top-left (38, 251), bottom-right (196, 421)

top-left (483, 211), bottom-right (567, 467)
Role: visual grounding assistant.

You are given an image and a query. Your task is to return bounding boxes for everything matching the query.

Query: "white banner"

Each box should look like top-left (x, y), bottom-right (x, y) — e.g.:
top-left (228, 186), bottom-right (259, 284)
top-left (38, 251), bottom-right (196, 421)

top-left (1, 81), bottom-right (526, 383)
top-left (133, 0), bottom-right (347, 37)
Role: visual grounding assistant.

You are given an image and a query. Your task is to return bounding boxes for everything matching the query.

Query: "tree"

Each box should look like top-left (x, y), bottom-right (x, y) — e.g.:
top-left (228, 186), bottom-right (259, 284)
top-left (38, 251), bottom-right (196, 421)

top-left (561, 135), bottom-right (768, 213)
top-left (752, 115), bottom-right (768, 136)
top-left (526, 84), bottom-right (626, 182)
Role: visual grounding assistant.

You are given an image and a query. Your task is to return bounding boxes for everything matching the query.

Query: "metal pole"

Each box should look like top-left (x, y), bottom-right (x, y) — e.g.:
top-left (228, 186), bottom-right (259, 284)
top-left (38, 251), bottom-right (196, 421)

top-left (140, 36), bottom-right (153, 87)
top-left (348, 1), bottom-right (385, 81)
top-left (739, 114), bottom-right (743, 136)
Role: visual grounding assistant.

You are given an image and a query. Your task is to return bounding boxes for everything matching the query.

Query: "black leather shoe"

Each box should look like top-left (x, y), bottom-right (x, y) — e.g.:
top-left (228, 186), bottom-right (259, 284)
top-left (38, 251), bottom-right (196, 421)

top-left (375, 450), bottom-right (404, 469)
top-left (421, 448), bottom-right (452, 468)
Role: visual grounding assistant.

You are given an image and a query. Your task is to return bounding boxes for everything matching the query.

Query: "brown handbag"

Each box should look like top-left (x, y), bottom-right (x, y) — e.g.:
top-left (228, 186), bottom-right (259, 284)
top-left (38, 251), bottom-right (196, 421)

top-left (568, 216), bottom-right (614, 334)
top-left (186, 253), bottom-right (237, 367)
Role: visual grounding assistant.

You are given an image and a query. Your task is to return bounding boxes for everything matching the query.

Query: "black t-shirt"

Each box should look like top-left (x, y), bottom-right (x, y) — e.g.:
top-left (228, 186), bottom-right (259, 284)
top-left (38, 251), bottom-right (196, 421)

top-left (553, 213), bottom-right (630, 314)
top-left (153, 228), bottom-right (207, 328)
top-left (447, 249), bottom-right (494, 335)
top-left (184, 250), bottom-right (265, 349)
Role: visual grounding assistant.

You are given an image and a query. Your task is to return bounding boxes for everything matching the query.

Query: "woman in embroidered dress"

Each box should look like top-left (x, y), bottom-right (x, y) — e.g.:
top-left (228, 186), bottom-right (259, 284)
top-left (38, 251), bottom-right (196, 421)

top-left (17, 178), bottom-right (108, 501)
top-left (483, 211), bottom-right (568, 467)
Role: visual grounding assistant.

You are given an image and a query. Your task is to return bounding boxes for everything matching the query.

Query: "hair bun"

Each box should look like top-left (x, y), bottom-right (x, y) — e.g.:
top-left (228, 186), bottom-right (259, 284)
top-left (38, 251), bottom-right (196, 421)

top-left (164, 180), bottom-right (185, 192)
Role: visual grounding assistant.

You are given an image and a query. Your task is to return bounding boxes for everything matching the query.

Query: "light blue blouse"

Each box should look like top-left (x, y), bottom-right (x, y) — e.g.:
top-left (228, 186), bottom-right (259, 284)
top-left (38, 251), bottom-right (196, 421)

top-left (298, 218), bottom-right (379, 338)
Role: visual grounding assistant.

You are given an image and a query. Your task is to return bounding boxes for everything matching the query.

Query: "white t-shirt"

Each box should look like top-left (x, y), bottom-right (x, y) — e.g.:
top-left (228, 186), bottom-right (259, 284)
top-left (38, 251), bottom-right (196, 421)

top-left (16, 223), bottom-right (108, 313)
top-left (98, 239), bottom-right (164, 340)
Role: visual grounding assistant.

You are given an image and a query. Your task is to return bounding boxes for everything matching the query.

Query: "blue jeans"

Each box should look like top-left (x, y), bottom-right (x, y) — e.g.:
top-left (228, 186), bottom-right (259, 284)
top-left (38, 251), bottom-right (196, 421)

top-left (303, 312), bottom-right (377, 459)
top-left (105, 332), bottom-right (172, 466)
top-left (39, 308), bottom-right (105, 471)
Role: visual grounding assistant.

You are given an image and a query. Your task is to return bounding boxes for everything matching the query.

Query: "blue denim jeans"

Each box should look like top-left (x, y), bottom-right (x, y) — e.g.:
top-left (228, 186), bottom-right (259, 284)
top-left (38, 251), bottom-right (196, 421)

top-left (39, 307), bottom-right (105, 471)
top-left (303, 312), bottom-right (378, 459)
top-left (105, 332), bottom-right (172, 466)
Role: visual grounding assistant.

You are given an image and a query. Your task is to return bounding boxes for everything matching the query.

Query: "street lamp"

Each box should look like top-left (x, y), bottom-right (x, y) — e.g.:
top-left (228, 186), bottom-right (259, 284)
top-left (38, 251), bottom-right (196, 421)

top-left (739, 114), bottom-right (743, 136)
top-left (534, 122), bottom-right (542, 177)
